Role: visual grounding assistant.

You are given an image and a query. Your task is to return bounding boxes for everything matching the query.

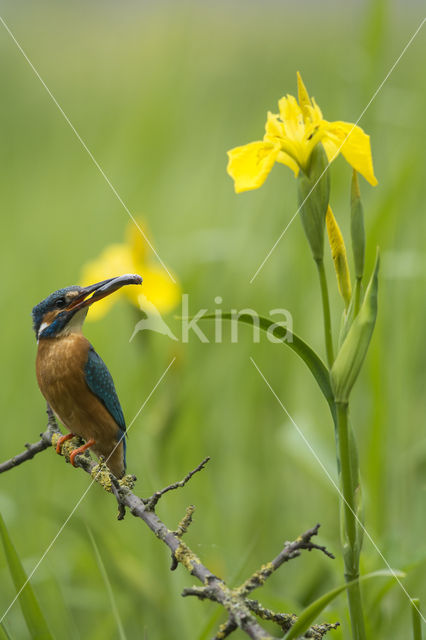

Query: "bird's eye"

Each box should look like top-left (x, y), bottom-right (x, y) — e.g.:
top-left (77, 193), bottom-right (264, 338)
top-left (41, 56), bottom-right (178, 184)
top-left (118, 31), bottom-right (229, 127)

top-left (56, 297), bottom-right (66, 309)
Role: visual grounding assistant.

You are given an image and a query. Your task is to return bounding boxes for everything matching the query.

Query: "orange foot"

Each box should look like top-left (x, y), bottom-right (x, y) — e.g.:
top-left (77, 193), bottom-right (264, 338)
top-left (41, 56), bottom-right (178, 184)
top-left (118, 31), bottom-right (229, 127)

top-left (70, 439), bottom-right (96, 468)
top-left (56, 433), bottom-right (75, 454)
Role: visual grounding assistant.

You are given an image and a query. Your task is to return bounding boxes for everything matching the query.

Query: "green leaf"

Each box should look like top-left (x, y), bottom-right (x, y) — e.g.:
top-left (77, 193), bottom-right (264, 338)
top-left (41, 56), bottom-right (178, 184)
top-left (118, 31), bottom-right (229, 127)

top-left (283, 569), bottom-right (405, 640)
top-left (0, 623), bottom-right (12, 640)
top-left (0, 513), bottom-right (53, 640)
top-left (201, 313), bottom-right (335, 419)
top-left (87, 527), bottom-right (127, 640)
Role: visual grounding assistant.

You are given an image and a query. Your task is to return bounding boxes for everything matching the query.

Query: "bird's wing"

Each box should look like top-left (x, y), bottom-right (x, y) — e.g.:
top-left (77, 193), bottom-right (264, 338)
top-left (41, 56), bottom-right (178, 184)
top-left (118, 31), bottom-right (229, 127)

top-left (84, 345), bottom-right (126, 433)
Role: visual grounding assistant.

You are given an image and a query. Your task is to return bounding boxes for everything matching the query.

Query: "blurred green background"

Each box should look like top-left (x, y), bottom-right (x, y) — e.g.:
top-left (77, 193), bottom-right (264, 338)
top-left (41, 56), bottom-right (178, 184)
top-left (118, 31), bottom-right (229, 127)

top-left (0, 1), bottom-right (425, 638)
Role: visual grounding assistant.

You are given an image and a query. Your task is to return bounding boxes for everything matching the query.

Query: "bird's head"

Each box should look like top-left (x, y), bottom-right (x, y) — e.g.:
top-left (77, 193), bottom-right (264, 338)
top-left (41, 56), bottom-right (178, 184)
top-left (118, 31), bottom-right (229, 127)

top-left (32, 274), bottom-right (143, 340)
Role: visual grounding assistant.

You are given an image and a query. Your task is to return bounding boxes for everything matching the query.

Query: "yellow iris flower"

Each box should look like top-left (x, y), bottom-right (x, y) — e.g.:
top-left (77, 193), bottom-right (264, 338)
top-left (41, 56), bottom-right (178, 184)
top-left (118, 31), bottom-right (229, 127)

top-left (81, 222), bottom-right (180, 320)
top-left (227, 72), bottom-right (377, 193)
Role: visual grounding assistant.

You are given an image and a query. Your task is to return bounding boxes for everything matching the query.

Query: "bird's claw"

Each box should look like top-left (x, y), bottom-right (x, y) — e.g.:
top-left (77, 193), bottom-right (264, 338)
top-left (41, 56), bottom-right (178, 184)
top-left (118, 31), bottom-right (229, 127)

top-left (69, 438), bottom-right (95, 467)
top-left (55, 433), bottom-right (75, 454)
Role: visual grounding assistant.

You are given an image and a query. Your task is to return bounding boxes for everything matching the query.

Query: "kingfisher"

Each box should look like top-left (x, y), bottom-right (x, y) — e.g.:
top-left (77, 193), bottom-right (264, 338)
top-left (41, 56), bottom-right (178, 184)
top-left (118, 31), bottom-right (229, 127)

top-left (32, 274), bottom-right (143, 478)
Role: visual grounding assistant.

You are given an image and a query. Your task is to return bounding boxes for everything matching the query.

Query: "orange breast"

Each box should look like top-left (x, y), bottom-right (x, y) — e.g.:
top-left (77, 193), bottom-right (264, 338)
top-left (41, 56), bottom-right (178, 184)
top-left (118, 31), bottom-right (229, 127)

top-left (36, 334), bottom-right (125, 477)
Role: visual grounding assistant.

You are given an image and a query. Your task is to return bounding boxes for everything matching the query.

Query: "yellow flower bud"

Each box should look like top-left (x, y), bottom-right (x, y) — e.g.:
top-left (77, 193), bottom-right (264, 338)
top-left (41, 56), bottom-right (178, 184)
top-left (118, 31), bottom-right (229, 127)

top-left (326, 206), bottom-right (352, 309)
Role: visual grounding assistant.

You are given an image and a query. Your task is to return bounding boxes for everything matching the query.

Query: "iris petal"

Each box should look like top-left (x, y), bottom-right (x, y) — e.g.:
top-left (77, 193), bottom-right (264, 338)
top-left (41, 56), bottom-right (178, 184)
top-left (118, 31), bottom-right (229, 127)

top-left (296, 71), bottom-right (312, 120)
top-left (278, 95), bottom-right (305, 143)
top-left (323, 121), bottom-right (378, 186)
top-left (227, 141), bottom-right (280, 193)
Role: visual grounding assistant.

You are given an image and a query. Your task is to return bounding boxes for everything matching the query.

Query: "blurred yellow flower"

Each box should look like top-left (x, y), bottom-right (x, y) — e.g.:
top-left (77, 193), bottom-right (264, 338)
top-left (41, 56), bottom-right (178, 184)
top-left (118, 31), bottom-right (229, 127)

top-left (81, 222), bottom-right (180, 320)
top-left (227, 72), bottom-right (377, 193)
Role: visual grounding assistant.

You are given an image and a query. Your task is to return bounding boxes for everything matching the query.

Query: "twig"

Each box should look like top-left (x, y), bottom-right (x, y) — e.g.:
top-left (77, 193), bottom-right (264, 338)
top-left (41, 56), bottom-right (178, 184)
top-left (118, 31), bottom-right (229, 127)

top-left (145, 457), bottom-right (210, 510)
top-left (213, 619), bottom-right (238, 639)
top-left (237, 524), bottom-right (335, 597)
top-left (303, 622), bottom-right (340, 639)
top-left (170, 503), bottom-right (196, 569)
top-left (0, 412), bottom-right (337, 640)
top-left (173, 504), bottom-right (196, 537)
top-left (244, 601), bottom-right (339, 638)
top-left (245, 600), bottom-right (295, 633)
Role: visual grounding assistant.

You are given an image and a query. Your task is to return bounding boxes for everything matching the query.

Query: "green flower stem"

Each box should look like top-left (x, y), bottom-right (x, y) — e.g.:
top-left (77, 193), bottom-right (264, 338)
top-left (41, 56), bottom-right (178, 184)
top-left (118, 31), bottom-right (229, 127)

top-left (315, 258), bottom-right (334, 367)
top-left (411, 598), bottom-right (422, 640)
top-left (354, 277), bottom-right (363, 317)
top-left (336, 401), bottom-right (366, 640)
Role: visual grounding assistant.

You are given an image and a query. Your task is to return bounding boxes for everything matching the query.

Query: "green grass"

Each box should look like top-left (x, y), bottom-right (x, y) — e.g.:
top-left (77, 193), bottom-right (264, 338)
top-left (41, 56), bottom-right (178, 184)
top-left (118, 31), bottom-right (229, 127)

top-left (0, 1), bottom-right (425, 638)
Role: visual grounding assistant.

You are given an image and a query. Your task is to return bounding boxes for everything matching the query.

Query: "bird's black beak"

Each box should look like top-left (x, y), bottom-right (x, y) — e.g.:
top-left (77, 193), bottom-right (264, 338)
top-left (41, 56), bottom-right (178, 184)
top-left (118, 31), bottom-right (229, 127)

top-left (67, 274), bottom-right (143, 312)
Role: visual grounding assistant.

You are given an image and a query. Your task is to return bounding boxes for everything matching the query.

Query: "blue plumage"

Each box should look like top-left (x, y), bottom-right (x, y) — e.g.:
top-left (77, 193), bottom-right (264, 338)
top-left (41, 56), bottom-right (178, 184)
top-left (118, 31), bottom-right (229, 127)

top-left (84, 346), bottom-right (127, 466)
top-left (32, 286), bottom-right (82, 337)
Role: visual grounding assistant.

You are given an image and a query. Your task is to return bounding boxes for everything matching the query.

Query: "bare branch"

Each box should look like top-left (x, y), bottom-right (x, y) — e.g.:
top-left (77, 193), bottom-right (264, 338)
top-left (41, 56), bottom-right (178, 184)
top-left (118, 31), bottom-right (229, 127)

top-left (0, 412), bottom-right (338, 640)
top-left (237, 524), bottom-right (335, 597)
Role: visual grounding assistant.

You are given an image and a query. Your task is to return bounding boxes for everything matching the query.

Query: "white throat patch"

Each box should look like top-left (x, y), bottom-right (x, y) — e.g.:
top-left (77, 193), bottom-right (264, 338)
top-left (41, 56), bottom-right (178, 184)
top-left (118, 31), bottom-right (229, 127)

top-left (38, 322), bottom-right (49, 339)
top-left (58, 307), bottom-right (89, 336)
top-left (38, 307), bottom-right (89, 339)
